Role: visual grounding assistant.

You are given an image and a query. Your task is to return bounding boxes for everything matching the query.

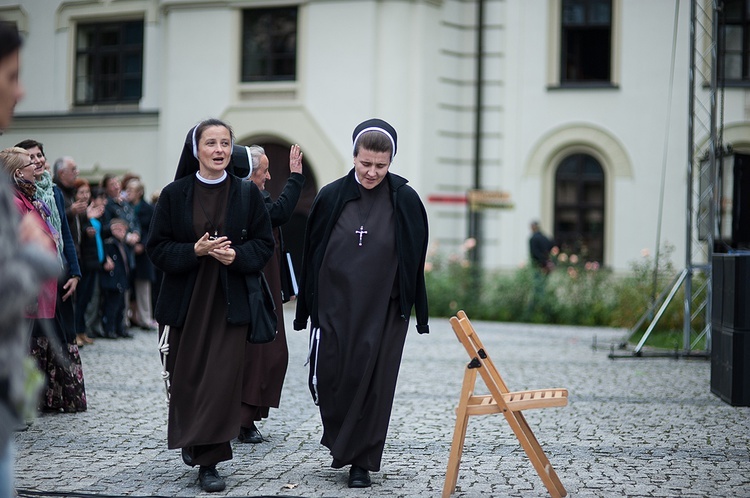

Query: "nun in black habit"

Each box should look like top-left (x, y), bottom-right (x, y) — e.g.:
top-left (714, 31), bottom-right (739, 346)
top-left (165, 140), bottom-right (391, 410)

top-left (294, 118), bottom-right (429, 489)
top-left (147, 119), bottom-right (273, 493)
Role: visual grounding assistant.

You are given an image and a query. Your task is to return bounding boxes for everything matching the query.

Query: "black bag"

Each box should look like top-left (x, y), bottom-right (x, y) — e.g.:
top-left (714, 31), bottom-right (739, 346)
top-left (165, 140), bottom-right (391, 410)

top-left (246, 271), bottom-right (277, 344)
top-left (279, 250), bottom-right (298, 303)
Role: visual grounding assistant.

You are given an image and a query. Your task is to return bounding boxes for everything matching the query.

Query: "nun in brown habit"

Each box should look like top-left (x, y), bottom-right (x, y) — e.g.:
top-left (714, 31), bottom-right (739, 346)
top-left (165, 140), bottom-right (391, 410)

top-left (147, 118), bottom-right (273, 493)
top-left (294, 118), bottom-right (430, 489)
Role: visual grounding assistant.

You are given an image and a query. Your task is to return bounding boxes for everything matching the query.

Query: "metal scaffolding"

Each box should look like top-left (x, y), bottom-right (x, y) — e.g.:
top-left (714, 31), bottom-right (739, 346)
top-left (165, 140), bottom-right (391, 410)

top-left (616, 0), bottom-right (720, 358)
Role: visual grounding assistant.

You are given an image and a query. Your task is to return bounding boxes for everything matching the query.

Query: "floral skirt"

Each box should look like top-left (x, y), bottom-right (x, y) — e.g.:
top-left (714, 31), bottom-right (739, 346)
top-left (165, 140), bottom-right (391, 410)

top-left (30, 336), bottom-right (87, 413)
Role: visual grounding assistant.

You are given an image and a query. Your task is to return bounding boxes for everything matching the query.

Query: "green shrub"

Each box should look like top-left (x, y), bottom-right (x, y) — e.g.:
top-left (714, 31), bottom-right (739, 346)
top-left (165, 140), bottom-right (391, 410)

top-left (424, 241), bottom-right (705, 349)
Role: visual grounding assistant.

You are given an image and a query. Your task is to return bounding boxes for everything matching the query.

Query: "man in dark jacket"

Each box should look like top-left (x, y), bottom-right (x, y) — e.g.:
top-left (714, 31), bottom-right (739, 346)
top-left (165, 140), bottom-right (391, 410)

top-left (529, 220), bottom-right (555, 274)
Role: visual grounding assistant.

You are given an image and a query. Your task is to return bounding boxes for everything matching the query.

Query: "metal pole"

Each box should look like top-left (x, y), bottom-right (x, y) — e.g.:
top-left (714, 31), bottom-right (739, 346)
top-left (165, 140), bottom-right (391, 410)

top-left (684, 0), bottom-right (697, 351)
top-left (703, 0), bottom-right (719, 354)
top-left (635, 269), bottom-right (689, 354)
top-left (469, 0), bottom-right (485, 266)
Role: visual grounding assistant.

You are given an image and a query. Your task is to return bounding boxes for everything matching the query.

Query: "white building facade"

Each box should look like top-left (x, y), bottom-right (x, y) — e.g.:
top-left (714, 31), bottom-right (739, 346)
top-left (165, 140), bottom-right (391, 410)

top-left (2, 0), bottom-right (749, 272)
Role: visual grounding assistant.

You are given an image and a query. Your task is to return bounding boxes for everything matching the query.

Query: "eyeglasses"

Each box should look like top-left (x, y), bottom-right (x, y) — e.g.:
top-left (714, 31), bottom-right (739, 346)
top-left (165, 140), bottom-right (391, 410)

top-left (20, 162), bottom-right (35, 169)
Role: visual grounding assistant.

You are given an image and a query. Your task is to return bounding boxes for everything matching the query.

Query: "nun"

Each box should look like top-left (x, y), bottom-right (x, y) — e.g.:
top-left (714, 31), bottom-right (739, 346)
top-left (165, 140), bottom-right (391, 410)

top-left (147, 118), bottom-right (273, 492)
top-left (294, 118), bottom-right (430, 488)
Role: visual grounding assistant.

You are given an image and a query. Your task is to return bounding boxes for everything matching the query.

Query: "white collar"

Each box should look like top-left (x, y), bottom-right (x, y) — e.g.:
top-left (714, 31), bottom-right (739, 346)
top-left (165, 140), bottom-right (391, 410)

top-left (195, 171), bottom-right (227, 184)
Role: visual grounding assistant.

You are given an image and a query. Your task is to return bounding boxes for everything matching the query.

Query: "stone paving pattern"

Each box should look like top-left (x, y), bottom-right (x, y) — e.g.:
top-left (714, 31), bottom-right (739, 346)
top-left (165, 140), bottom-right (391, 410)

top-left (13, 305), bottom-right (750, 497)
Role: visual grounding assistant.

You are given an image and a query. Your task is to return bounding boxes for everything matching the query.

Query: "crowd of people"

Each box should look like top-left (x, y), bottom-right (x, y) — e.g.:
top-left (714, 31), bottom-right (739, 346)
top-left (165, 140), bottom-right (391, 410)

top-left (3, 19), bottom-right (433, 496)
top-left (2, 142), bottom-right (163, 415)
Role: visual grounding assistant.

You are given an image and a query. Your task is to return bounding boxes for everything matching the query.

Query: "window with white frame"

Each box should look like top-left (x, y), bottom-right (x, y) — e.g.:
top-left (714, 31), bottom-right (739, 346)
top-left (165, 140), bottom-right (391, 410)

top-left (719, 0), bottom-right (750, 84)
top-left (74, 20), bottom-right (144, 105)
top-left (241, 7), bottom-right (298, 82)
top-left (560, 0), bottom-right (612, 84)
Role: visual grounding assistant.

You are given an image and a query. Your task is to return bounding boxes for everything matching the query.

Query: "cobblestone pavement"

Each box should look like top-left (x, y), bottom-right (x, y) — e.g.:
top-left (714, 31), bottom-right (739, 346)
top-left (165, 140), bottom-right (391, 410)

top-left (12, 305), bottom-right (750, 497)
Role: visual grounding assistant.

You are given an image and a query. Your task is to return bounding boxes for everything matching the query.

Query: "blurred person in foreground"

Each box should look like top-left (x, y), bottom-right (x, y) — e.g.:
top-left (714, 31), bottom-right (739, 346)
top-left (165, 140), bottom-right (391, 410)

top-left (0, 23), bottom-right (57, 497)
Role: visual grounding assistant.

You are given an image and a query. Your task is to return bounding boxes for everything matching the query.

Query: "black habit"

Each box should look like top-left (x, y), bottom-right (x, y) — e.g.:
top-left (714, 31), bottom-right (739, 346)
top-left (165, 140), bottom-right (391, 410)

top-left (147, 174), bottom-right (273, 466)
top-left (295, 170), bottom-right (429, 472)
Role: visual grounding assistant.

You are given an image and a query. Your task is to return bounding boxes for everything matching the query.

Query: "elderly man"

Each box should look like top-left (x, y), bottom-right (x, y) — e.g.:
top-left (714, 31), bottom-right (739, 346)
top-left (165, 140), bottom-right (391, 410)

top-left (51, 155), bottom-right (87, 267)
top-left (239, 144), bottom-right (304, 445)
top-left (54, 156), bottom-right (87, 214)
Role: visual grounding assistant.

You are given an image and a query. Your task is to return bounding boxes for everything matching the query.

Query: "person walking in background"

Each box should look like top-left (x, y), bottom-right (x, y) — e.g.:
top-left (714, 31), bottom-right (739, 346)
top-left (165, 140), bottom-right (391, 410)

top-left (124, 177), bottom-right (157, 330)
top-left (529, 220), bottom-right (555, 275)
top-left (239, 143), bottom-right (304, 444)
top-left (526, 220), bottom-right (556, 321)
top-left (147, 119), bottom-right (274, 493)
top-left (294, 118), bottom-right (430, 489)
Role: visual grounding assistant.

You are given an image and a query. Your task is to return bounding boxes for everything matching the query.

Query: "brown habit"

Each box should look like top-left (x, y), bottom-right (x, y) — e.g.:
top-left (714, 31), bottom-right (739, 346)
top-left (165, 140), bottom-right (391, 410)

top-left (164, 180), bottom-right (245, 465)
top-left (241, 225), bottom-right (289, 422)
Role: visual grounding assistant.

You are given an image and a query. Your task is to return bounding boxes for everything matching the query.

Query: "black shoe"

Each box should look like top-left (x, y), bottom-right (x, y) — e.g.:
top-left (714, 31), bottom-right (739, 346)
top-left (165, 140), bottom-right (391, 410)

top-left (348, 465), bottom-right (371, 488)
top-left (199, 465), bottom-right (226, 492)
top-left (181, 448), bottom-right (194, 467)
top-left (238, 423), bottom-right (263, 443)
top-left (118, 330), bottom-right (133, 339)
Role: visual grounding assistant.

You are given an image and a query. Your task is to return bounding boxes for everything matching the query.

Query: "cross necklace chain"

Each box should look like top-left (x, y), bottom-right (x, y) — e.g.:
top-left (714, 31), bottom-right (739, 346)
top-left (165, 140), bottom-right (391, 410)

top-left (355, 192), bottom-right (376, 247)
top-left (196, 192), bottom-right (220, 240)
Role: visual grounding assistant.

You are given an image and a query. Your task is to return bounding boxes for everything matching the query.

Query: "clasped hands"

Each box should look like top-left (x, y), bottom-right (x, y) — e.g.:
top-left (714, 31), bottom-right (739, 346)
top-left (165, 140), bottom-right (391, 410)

top-left (194, 232), bottom-right (236, 266)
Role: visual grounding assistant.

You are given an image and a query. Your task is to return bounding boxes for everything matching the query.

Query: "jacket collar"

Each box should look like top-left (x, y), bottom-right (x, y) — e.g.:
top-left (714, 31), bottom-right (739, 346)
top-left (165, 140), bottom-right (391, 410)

top-left (343, 168), bottom-right (408, 198)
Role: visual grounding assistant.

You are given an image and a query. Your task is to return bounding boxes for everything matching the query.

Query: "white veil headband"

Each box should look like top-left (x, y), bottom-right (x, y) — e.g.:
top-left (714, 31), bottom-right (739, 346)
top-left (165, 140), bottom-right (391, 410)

top-left (191, 120), bottom-right (235, 159)
top-left (351, 118), bottom-right (398, 161)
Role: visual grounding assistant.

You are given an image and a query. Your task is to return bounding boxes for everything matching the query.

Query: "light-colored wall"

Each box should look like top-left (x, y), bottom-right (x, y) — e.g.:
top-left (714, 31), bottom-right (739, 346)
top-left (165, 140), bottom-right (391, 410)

top-left (3, 0), bottom-right (748, 273)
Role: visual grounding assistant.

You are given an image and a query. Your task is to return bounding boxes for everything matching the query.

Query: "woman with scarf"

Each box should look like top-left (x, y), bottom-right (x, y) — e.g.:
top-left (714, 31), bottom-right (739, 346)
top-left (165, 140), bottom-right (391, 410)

top-left (14, 139), bottom-right (87, 413)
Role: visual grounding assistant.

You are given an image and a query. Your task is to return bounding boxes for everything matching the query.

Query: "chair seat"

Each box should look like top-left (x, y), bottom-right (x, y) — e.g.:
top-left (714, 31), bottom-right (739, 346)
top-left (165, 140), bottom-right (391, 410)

top-left (465, 389), bottom-right (568, 415)
top-left (505, 388), bottom-right (568, 411)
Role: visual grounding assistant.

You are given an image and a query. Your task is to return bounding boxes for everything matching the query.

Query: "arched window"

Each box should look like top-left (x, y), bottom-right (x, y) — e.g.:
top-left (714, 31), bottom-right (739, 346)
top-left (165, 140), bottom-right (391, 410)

top-left (554, 153), bottom-right (605, 263)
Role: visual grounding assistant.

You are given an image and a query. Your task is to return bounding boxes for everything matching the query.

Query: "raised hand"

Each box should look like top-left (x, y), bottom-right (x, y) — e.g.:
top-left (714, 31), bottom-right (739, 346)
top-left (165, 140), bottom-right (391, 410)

top-left (289, 144), bottom-right (303, 174)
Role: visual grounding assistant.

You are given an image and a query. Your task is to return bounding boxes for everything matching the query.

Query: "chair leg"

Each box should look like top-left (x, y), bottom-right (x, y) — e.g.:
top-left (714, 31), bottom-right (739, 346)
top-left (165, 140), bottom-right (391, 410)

top-left (515, 412), bottom-right (567, 497)
top-left (442, 368), bottom-right (476, 498)
top-left (507, 412), bottom-right (567, 498)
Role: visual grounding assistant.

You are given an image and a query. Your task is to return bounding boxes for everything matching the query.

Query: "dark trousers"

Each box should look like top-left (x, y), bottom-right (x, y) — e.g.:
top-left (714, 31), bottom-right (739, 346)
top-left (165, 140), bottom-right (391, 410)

top-left (75, 271), bottom-right (97, 334)
top-left (101, 289), bottom-right (126, 337)
top-left (55, 278), bottom-right (77, 345)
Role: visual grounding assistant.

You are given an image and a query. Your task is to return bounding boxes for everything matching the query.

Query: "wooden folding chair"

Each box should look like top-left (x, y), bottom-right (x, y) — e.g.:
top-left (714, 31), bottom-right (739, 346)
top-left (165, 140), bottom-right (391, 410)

top-left (443, 310), bottom-right (568, 498)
